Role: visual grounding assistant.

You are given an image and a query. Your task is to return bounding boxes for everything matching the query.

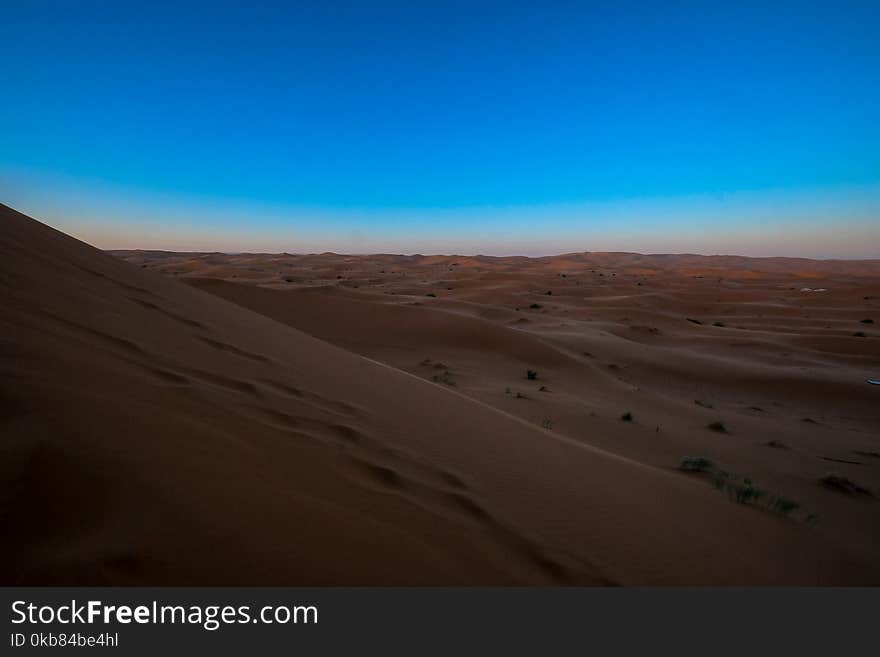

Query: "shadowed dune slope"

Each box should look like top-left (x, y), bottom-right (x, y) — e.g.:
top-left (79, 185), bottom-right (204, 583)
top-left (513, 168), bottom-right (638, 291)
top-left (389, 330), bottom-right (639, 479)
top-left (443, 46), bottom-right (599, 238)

top-left (187, 279), bottom-right (575, 367)
top-left (2, 204), bottom-right (878, 584)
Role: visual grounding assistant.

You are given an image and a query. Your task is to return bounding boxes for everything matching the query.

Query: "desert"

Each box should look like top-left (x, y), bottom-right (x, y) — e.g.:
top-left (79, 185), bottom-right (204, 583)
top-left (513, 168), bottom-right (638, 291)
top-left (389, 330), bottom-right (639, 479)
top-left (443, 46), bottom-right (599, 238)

top-left (2, 201), bottom-right (878, 585)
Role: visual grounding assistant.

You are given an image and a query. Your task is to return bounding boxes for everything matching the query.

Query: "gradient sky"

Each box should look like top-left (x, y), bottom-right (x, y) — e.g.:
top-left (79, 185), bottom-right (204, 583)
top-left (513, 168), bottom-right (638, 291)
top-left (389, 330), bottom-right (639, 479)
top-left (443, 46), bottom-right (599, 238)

top-left (2, 1), bottom-right (879, 257)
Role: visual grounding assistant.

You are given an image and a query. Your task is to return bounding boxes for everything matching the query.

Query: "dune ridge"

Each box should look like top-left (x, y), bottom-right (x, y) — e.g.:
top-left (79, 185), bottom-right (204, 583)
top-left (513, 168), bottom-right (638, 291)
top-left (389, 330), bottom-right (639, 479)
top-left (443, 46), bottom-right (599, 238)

top-left (2, 203), bottom-right (878, 584)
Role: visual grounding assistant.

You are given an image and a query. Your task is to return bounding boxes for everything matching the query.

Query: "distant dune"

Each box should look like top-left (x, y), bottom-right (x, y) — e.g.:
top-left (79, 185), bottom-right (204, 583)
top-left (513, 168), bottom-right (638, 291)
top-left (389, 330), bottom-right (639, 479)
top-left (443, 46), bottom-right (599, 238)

top-left (2, 203), bottom-right (879, 585)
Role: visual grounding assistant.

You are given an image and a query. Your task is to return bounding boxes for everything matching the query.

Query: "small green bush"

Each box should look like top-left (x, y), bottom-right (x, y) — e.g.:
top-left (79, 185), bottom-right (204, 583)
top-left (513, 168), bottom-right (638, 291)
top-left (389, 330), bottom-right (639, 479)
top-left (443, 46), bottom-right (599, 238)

top-left (680, 457), bottom-right (804, 519)
top-left (679, 456), bottom-right (716, 473)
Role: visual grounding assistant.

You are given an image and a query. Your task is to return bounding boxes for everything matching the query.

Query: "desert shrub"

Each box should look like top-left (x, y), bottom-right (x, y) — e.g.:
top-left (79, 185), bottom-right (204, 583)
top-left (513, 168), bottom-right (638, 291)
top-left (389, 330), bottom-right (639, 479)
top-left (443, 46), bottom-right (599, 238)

top-left (726, 478), bottom-right (765, 504)
top-left (713, 321), bottom-right (725, 327)
top-left (431, 371), bottom-right (456, 387)
top-left (680, 457), bottom-right (804, 519)
top-left (770, 496), bottom-right (800, 517)
top-left (679, 456), bottom-right (716, 473)
top-left (860, 318), bottom-right (874, 324)
top-left (526, 369), bottom-right (538, 380)
top-left (707, 421), bottom-right (728, 433)
top-left (853, 331), bottom-right (866, 337)
top-left (529, 303), bottom-right (542, 309)
top-left (620, 411), bottom-right (633, 422)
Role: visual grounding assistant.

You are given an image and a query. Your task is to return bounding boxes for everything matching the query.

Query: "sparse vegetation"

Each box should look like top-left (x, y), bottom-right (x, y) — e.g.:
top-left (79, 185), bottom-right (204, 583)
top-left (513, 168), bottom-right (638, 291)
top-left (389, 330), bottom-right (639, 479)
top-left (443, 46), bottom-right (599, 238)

top-left (725, 478), bottom-right (765, 505)
top-left (853, 331), bottom-right (866, 337)
top-left (426, 292), bottom-right (436, 297)
top-left (679, 457), bottom-right (804, 519)
top-left (526, 369), bottom-right (538, 380)
top-left (621, 411), bottom-right (633, 422)
top-left (538, 385), bottom-right (549, 392)
top-left (774, 496), bottom-right (805, 517)
top-left (765, 440), bottom-right (789, 449)
top-left (529, 303), bottom-right (542, 309)
top-left (694, 399), bottom-right (714, 409)
top-left (713, 321), bottom-right (725, 327)
top-left (707, 421), bottom-right (728, 433)
top-left (541, 417), bottom-right (554, 429)
top-left (860, 318), bottom-right (874, 324)
top-left (431, 370), bottom-right (456, 387)
top-left (680, 456), bottom-right (716, 472)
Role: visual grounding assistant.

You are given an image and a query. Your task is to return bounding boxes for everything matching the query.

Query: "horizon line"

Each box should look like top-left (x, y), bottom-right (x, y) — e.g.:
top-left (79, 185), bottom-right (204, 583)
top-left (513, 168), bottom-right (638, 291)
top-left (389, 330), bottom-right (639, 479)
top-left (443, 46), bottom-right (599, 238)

top-left (104, 247), bottom-right (880, 263)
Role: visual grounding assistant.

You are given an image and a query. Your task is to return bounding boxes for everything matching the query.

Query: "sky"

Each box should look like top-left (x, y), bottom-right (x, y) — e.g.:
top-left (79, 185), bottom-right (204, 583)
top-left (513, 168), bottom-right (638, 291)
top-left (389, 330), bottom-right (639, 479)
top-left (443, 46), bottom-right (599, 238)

top-left (2, 1), bottom-right (879, 257)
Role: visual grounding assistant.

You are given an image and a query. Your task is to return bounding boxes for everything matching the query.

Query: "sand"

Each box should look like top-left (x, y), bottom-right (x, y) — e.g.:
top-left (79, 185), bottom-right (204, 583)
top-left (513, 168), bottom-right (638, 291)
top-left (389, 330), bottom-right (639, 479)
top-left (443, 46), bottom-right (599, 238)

top-left (2, 202), bottom-right (878, 584)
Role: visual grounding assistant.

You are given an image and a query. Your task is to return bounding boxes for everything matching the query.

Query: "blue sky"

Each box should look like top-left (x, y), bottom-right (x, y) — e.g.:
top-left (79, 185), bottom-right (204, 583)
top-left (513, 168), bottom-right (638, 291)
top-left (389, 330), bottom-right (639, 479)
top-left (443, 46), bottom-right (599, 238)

top-left (2, 1), bottom-right (879, 256)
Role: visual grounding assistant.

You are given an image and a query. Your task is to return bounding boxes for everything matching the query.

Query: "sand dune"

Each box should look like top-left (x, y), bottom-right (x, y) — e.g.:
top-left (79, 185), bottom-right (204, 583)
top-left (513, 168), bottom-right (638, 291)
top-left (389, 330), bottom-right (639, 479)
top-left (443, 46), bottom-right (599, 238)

top-left (2, 203), bottom-right (879, 584)
top-left (184, 270), bottom-right (880, 575)
top-left (122, 242), bottom-right (880, 580)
